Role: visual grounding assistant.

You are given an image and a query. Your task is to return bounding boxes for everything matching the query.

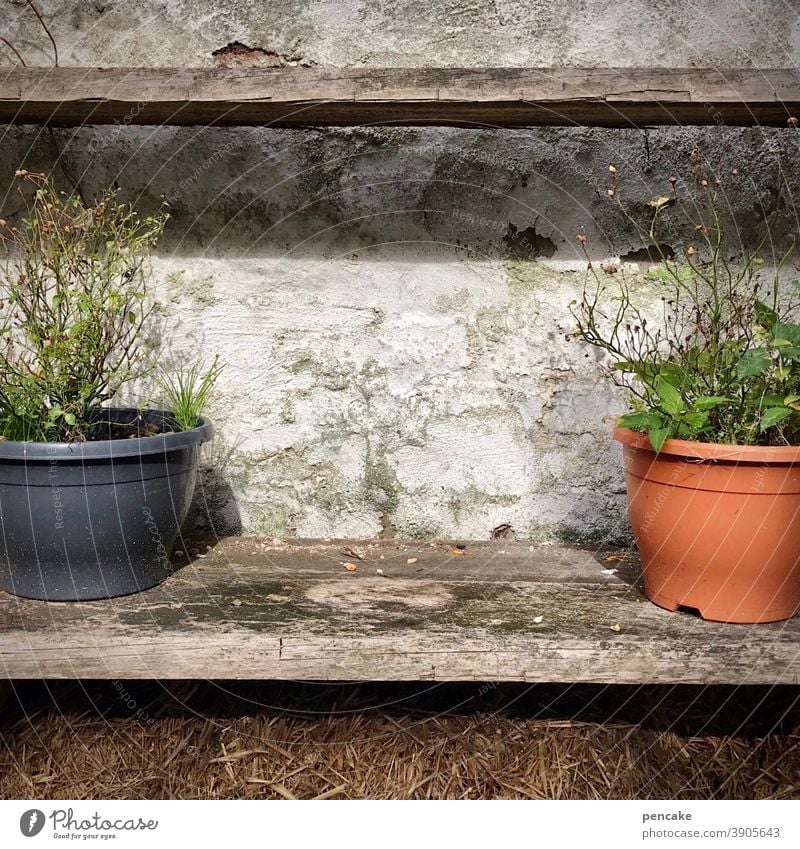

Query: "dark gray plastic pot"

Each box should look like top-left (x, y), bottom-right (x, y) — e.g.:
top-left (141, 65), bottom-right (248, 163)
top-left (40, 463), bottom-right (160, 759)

top-left (0, 408), bottom-right (213, 601)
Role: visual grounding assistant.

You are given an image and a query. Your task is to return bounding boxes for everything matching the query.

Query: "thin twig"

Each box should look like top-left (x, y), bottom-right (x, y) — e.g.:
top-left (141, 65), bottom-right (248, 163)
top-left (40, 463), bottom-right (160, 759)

top-left (46, 128), bottom-right (88, 206)
top-left (25, 0), bottom-right (58, 66)
top-left (0, 36), bottom-right (26, 65)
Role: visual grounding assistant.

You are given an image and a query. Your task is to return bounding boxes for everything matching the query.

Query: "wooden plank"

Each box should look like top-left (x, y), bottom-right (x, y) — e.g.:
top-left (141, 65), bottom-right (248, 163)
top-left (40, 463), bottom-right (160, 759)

top-left (0, 538), bottom-right (798, 684)
top-left (0, 67), bottom-right (798, 127)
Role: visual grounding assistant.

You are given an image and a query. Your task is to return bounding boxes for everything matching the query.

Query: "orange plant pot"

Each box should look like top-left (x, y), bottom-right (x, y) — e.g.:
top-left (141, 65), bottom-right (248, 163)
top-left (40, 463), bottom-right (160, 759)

top-left (614, 427), bottom-right (800, 623)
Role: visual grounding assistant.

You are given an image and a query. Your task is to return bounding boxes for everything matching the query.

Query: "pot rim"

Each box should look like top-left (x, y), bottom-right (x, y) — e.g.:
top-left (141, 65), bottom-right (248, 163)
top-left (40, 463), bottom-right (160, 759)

top-left (0, 407), bottom-right (214, 460)
top-left (613, 425), bottom-right (800, 463)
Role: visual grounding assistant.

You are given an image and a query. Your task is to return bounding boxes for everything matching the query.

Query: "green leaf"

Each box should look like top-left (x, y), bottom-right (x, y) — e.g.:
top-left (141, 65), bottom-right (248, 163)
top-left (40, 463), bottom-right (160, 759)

top-left (614, 360), bottom-right (658, 382)
top-left (613, 361), bottom-right (686, 390)
top-left (771, 322), bottom-right (800, 345)
top-left (760, 406), bottom-right (793, 431)
top-left (692, 396), bottom-right (728, 411)
top-left (63, 412), bottom-right (77, 427)
top-left (753, 394), bottom-right (788, 407)
top-left (681, 411), bottom-right (709, 432)
top-left (648, 427), bottom-right (671, 453)
top-left (658, 363), bottom-right (686, 388)
top-left (755, 300), bottom-right (779, 327)
top-left (656, 378), bottom-right (684, 415)
top-left (737, 348), bottom-right (771, 379)
top-left (617, 411), bottom-right (663, 430)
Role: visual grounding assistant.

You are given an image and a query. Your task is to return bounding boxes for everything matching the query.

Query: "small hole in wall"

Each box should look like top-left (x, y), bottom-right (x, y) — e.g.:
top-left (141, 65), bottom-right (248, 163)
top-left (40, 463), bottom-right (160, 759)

top-left (502, 224), bottom-right (557, 259)
top-left (621, 245), bottom-right (675, 266)
top-left (211, 42), bottom-right (315, 69)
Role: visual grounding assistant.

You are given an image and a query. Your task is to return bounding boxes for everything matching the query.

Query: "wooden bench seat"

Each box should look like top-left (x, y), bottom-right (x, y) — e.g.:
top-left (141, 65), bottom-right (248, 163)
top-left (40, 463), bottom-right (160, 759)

top-left (1, 538), bottom-right (797, 684)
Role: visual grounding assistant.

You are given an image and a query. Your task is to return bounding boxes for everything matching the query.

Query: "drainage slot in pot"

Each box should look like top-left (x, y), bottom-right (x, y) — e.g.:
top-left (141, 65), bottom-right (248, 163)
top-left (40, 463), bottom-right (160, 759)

top-left (676, 604), bottom-right (703, 618)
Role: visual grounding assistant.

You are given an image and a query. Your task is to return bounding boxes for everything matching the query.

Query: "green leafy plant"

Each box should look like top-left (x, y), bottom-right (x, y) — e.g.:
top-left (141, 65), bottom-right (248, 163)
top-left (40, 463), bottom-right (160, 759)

top-left (0, 170), bottom-right (168, 441)
top-left (571, 155), bottom-right (800, 451)
top-left (156, 355), bottom-right (223, 431)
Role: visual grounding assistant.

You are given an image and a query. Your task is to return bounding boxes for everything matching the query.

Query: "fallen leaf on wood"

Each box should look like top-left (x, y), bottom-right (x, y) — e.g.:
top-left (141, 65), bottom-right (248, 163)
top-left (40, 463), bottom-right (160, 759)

top-left (342, 546), bottom-right (366, 561)
top-left (610, 623), bottom-right (622, 632)
top-left (605, 555), bottom-right (622, 562)
top-left (449, 548), bottom-right (473, 556)
top-left (406, 558), bottom-right (418, 564)
top-left (491, 523), bottom-right (515, 540)
top-left (343, 562), bottom-right (358, 572)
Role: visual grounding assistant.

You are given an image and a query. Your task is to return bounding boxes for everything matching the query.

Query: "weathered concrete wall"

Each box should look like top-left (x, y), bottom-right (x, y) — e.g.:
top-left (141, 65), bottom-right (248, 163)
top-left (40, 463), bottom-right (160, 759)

top-left (1, 2), bottom-right (799, 542)
top-left (3, 0), bottom-right (800, 68)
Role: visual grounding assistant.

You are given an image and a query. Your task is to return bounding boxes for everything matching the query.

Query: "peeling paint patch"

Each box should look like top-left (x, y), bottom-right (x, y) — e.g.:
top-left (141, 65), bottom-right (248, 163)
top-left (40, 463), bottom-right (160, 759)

top-left (212, 41), bottom-right (315, 68)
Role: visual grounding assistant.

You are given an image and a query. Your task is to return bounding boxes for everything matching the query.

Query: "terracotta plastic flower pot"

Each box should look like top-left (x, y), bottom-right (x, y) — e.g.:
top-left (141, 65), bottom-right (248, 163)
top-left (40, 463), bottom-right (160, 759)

top-left (614, 427), bottom-right (800, 623)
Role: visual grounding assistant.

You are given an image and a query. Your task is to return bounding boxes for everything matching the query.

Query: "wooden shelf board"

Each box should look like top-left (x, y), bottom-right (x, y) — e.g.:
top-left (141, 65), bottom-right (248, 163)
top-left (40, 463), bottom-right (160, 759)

top-left (1, 538), bottom-right (798, 684)
top-left (1, 67), bottom-right (799, 127)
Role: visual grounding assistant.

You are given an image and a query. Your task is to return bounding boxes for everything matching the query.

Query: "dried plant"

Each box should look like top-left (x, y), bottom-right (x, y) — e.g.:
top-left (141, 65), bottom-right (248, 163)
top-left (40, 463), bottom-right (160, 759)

top-left (571, 153), bottom-right (800, 450)
top-left (0, 171), bottom-right (168, 441)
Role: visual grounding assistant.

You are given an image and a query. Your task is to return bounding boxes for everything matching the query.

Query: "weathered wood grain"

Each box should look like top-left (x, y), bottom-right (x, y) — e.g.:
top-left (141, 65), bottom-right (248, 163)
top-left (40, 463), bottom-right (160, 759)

top-left (0, 538), bottom-right (798, 684)
top-left (0, 68), bottom-right (798, 127)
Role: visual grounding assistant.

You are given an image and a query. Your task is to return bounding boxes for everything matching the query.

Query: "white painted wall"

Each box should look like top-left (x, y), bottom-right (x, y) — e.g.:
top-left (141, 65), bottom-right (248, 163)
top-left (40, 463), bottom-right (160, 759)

top-left (1, 1), bottom-right (797, 541)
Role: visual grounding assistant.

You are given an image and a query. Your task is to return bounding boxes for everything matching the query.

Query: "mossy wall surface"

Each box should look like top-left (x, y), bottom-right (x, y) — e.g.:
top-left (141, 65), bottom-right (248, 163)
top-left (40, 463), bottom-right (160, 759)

top-left (2, 1), bottom-right (798, 541)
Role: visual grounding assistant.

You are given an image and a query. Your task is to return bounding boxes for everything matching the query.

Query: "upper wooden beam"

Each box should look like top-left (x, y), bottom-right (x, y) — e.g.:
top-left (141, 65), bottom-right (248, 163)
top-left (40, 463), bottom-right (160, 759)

top-left (0, 67), bottom-right (798, 128)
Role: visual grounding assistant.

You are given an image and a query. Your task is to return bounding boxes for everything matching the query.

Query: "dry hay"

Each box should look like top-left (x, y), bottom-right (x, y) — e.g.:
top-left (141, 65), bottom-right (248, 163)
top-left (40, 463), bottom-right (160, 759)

top-left (1, 681), bottom-right (799, 800)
